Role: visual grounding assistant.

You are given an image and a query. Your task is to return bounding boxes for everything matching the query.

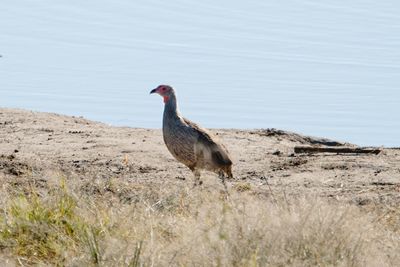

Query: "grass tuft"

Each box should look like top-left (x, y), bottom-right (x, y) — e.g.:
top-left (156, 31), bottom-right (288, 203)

top-left (0, 181), bottom-right (100, 265)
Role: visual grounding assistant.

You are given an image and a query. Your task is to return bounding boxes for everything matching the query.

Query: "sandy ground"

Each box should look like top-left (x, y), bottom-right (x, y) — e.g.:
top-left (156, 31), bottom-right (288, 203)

top-left (1, 108), bottom-right (399, 207)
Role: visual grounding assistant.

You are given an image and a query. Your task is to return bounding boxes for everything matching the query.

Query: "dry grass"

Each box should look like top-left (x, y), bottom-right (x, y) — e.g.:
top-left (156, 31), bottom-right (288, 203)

top-left (0, 175), bottom-right (399, 266)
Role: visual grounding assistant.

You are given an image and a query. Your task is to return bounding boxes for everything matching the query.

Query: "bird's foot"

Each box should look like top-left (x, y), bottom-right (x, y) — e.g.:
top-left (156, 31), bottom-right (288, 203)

top-left (193, 180), bottom-right (203, 187)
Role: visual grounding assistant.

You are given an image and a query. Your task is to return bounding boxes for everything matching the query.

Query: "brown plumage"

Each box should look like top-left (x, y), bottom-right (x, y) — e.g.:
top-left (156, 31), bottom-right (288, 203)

top-left (150, 85), bottom-right (233, 186)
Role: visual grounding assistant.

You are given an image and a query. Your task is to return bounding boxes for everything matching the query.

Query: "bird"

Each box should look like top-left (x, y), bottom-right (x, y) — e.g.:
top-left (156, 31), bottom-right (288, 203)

top-left (150, 85), bottom-right (233, 187)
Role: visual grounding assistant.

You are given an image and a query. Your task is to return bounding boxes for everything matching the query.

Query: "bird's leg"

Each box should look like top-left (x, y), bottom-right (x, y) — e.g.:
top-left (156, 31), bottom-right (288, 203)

top-left (226, 166), bottom-right (233, 179)
top-left (218, 170), bottom-right (228, 192)
top-left (193, 169), bottom-right (202, 187)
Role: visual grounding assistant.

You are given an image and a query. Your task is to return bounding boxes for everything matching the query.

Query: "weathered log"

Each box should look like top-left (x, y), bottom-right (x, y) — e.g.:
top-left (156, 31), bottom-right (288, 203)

top-left (294, 146), bottom-right (381, 155)
top-left (251, 128), bottom-right (347, 146)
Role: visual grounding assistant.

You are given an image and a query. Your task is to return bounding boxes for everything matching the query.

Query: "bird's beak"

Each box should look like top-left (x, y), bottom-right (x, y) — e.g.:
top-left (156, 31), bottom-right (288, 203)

top-left (150, 88), bottom-right (157, 94)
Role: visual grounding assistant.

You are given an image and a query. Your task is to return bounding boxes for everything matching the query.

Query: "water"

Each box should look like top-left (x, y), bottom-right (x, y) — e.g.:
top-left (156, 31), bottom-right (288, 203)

top-left (1, 0), bottom-right (399, 146)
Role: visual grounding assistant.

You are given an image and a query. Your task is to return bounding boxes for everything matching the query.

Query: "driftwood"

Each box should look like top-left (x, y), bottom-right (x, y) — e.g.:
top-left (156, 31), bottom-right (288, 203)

top-left (251, 129), bottom-right (347, 146)
top-left (294, 146), bottom-right (381, 155)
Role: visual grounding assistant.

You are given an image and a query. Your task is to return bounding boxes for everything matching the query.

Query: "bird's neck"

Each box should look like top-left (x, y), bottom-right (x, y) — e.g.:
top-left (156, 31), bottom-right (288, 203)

top-left (163, 93), bottom-right (180, 121)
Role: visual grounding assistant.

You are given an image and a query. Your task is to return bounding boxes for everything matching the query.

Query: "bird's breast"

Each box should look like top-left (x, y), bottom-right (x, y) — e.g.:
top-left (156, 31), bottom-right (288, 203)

top-left (162, 118), bottom-right (197, 165)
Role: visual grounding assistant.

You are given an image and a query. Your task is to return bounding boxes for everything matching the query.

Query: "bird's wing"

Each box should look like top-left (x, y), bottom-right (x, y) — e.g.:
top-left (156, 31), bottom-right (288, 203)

top-left (182, 118), bottom-right (232, 166)
top-left (182, 118), bottom-right (215, 143)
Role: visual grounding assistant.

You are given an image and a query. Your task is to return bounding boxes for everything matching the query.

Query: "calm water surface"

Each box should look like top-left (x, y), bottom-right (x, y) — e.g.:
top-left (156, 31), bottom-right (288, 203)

top-left (1, 1), bottom-right (399, 146)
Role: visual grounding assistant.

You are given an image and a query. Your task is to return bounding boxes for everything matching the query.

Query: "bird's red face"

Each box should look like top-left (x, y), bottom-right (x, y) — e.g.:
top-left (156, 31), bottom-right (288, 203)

top-left (150, 85), bottom-right (173, 103)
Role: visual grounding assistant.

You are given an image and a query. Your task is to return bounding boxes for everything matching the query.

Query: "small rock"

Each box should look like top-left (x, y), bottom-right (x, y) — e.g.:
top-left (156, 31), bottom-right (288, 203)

top-left (272, 150), bottom-right (281, 156)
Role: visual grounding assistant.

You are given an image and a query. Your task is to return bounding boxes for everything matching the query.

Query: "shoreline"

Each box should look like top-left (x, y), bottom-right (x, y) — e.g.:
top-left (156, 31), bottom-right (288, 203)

top-left (3, 107), bottom-right (392, 148)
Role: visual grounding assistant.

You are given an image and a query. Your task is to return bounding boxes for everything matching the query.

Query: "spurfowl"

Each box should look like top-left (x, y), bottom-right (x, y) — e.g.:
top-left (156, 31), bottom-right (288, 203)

top-left (150, 85), bottom-right (233, 186)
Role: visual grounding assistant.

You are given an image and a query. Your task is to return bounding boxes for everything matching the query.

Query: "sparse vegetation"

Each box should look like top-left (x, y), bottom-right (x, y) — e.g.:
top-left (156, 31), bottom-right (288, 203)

top-left (0, 175), bottom-right (399, 266)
